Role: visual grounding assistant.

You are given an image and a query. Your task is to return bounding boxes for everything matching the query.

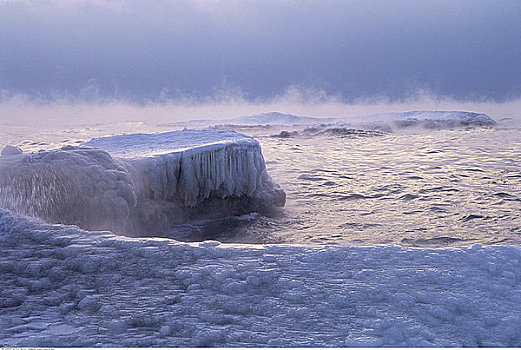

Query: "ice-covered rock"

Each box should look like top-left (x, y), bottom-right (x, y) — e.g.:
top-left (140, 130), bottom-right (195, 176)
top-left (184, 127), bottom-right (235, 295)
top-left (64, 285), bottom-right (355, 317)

top-left (392, 110), bottom-right (496, 129)
top-left (302, 124), bottom-right (386, 137)
top-left (353, 110), bottom-right (496, 132)
top-left (225, 112), bottom-right (339, 126)
top-left (166, 112), bottom-right (340, 128)
top-left (0, 130), bottom-right (285, 236)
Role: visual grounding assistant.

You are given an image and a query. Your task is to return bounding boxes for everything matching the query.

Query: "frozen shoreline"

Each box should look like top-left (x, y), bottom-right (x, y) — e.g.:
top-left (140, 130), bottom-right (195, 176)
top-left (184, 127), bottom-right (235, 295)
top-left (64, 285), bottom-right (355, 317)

top-left (1, 209), bottom-right (521, 347)
top-left (1, 111), bottom-right (520, 347)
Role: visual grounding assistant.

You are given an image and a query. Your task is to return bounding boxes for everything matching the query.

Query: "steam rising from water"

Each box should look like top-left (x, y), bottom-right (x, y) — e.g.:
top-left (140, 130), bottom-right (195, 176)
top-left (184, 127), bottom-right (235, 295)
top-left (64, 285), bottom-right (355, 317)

top-left (0, 91), bottom-right (520, 246)
top-left (1, 91), bottom-right (520, 149)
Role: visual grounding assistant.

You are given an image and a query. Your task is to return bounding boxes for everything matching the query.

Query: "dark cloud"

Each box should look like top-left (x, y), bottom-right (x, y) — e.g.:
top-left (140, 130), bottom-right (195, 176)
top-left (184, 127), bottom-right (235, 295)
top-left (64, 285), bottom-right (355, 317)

top-left (1, 0), bottom-right (520, 103)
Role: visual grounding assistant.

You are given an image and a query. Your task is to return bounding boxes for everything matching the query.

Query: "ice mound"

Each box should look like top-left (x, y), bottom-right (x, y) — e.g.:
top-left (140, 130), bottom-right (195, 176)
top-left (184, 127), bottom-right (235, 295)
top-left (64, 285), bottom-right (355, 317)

top-left (356, 110), bottom-right (496, 131)
top-left (0, 130), bottom-right (285, 236)
top-left (224, 112), bottom-right (339, 126)
top-left (1, 145), bottom-right (22, 156)
top-left (392, 110), bottom-right (496, 129)
top-left (163, 112), bottom-right (340, 129)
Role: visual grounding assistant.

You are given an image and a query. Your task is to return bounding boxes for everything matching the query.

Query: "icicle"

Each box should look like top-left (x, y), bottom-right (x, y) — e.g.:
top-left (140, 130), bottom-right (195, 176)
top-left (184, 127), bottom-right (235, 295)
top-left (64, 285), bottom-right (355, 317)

top-left (0, 130), bottom-right (286, 236)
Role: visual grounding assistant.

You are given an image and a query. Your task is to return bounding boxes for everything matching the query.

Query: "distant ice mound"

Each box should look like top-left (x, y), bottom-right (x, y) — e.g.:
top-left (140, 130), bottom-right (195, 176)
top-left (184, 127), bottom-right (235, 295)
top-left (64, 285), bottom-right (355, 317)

top-left (357, 110), bottom-right (496, 132)
top-left (224, 112), bottom-right (340, 126)
top-left (164, 112), bottom-right (340, 129)
top-left (0, 130), bottom-right (285, 236)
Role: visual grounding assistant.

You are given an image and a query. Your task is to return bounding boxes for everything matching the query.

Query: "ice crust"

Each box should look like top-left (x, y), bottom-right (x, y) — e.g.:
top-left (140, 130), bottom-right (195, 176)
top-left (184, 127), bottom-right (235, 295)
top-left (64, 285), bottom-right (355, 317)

top-left (0, 130), bottom-right (285, 235)
top-left (1, 209), bottom-right (521, 347)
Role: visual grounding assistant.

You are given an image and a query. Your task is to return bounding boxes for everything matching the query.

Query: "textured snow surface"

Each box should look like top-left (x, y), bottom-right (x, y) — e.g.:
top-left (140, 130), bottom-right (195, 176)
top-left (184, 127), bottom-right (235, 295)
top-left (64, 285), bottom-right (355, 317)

top-left (82, 129), bottom-right (260, 158)
top-left (2, 210), bottom-right (521, 347)
top-left (0, 130), bottom-right (285, 235)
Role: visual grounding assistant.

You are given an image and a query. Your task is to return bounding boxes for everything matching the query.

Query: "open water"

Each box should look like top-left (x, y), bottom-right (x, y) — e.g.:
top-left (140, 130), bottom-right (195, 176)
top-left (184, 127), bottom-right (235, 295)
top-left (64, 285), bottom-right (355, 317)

top-left (1, 116), bottom-right (520, 247)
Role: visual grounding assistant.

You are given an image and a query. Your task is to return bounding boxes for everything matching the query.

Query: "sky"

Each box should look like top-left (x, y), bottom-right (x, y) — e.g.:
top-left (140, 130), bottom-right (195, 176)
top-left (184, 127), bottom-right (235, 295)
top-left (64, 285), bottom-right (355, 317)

top-left (1, 0), bottom-right (521, 104)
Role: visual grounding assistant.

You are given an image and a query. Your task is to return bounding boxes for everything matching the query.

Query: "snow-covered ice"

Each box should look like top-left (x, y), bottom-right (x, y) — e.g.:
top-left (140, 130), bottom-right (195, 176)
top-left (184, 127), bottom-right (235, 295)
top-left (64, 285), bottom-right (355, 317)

top-left (159, 111), bottom-right (341, 128)
top-left (0, 129), bottom-right (285, 235)
top-left (1, 209), bottom-right (521, 347)
top-left (352, 110), bottom-right (497, 132)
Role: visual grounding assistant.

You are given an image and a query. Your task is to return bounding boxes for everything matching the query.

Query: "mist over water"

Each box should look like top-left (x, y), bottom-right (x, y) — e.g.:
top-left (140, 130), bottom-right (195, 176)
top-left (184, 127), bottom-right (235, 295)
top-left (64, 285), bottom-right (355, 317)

top-left (1, 97), bottom-right (520, 247)
top-left (3, 2), bottom-right (521, 346)
top-left (2, 93), bottom-right (521, 147)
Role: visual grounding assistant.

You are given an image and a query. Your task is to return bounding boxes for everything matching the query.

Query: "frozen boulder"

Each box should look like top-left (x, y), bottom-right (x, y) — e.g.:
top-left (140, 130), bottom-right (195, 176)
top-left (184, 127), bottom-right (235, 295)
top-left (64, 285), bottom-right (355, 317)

top-left (391, 111), bottom-right (496, 129)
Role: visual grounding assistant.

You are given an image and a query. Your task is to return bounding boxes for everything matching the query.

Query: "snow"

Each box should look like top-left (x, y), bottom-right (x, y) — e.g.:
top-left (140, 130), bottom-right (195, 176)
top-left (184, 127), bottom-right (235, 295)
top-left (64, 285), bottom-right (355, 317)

top-left (1, 209), bottom-right (521, 347)
top-left (0, 113), bottom-right (515, 347)
top-left (82, 128), bottom-right (260, 158)
top-left (0, 129), bottom-right (285, 235)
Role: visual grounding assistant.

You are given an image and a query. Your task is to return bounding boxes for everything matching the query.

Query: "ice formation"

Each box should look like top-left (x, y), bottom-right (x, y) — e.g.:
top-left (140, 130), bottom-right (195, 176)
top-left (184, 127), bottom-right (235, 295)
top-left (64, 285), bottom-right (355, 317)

top-left (161, 112), bottom-right (340, 128)
top-left (172, 110), bottom-right (495, 133)
top-left (224, 112), bottom-right (339, 126)
top-left (0, 130), bottom-right (285, 235)
top-left (1, 210), bottom-right (521, 347)
top-left (356, 110), bottom-right (497, 132)
top-left (268, 110), bottom-right (494, 138)
top-left (296, 111), bottom-right (497, 135)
